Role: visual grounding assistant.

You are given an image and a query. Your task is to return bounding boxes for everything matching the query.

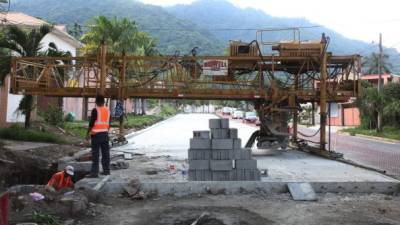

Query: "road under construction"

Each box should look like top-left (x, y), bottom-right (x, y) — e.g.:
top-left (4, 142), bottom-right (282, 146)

top-left (9, 29), bottom-right (362, 156)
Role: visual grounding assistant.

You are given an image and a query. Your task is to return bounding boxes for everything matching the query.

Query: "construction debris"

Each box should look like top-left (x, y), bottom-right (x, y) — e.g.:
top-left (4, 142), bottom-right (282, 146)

top-left (288, 183), bottom-right (317, 201)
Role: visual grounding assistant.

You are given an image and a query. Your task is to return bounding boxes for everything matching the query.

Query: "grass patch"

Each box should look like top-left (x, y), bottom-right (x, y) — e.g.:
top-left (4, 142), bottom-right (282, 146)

top-left (64, 104), bottom-right (179, 134)
top-left (64, 121), bottom-right (87, 139)
top-left (342, 126), bottom-right (400, 140)
top-left (114, 115), bottom-right (163, 129)
top-left (0, 125), bottom-right (66, 144)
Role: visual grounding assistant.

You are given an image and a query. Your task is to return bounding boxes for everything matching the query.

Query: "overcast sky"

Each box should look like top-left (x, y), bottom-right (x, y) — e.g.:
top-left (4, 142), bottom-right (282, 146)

top-left (139, 0), bottom-right (400, 50)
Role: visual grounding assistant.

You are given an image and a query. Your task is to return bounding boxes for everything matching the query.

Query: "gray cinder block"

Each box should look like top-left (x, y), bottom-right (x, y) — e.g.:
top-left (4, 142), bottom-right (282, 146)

top-left (212, 150), bottom-right (234, 160)
top-left (209, 119), bottom-right (221, 129)
top-left (189, 169), bottom-right (211, 181)
top-left (212, 171), bottom-right (232, 181)
top-left (233, 139), bottom-right (242, 149)
top-left (211, 129), bottom-right (230, 139)
top-left (234, 149), bottom-right (252, 160)
top-left (189, 160), bottom-right (209, 170)
top-left (188, 149), bottom-right (211, 160)
top-left (229, 128), bottom-right (238, 139)
top-left (211, 139), bottom-right (233, 150)
top-left (190, 138), bottom-right (211, 149)
top-left (235, 159), bottom-right (257, 170)
top-left (220, 119), bottom-right (229, 128)
top-left (193, 131), bottom-right (210, 139)
top-left (210, 160), bottom-right (233, 171)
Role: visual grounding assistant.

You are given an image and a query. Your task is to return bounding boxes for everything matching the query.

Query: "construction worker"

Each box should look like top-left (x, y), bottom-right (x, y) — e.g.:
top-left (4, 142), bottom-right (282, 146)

top-left (87, 95), bottom-right (111, 178)
top-left (46, 165), bottom-right (74, 192)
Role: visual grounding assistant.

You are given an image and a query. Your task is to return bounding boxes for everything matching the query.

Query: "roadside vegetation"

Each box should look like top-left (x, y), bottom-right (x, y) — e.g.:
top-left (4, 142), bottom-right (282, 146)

top-left (343, 54), bottom-right (400, 140)
top-left (345, 81), bottom-right (400, 140)
top-left (343, 126), bottom-right (400, 141)
top-left (65, 103), bottom-right (178, 138)
top-left (0, 124), bottom-right (65, 144)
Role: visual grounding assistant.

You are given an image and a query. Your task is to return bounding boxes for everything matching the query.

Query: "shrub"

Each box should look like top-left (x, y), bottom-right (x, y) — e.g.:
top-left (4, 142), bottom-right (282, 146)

top-left (0, 125), bottom-right (65, 143)
top-left (40, 106), bottom-right (65, 127)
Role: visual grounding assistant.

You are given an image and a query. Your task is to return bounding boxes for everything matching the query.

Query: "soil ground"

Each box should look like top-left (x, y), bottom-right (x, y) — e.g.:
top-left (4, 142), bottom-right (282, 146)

top-left (75, 193), bottom-right (400, 225)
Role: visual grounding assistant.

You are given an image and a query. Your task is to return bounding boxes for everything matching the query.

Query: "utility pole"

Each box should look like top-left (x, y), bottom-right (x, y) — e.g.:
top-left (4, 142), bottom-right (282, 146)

top-left (377, 33), bottom-right (383, 133)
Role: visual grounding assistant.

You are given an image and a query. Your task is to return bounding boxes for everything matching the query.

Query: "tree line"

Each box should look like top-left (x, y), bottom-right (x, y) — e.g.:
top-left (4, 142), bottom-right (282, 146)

top-left (0, 16), bottom-right (157, 128)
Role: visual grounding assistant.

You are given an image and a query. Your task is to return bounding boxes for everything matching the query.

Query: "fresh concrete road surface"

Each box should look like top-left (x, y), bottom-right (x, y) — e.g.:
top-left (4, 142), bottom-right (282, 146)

top-left (115, 113), bottom-right (397, 182)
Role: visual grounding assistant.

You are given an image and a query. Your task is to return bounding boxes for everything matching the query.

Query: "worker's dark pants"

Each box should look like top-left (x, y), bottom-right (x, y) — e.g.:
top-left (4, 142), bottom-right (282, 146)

top-left (90, 132), bottom-right (110, 175)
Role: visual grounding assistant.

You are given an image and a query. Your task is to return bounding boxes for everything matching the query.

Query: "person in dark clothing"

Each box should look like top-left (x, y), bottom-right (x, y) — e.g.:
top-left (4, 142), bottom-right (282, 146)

top-left (87, 95), bottom-right (111, 178)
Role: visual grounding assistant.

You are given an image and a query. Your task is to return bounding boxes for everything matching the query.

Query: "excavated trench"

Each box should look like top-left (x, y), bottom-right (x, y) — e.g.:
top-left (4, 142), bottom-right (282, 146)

top-left (0, 147), bottom-right (86, 187)
top-left (145, 206), bottom-right (274, 225)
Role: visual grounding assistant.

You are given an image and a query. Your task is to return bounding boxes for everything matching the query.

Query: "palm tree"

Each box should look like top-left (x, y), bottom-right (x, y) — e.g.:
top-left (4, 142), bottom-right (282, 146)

top-left (81, 16), bottom-right (139, 54)
top-left (363, 52), bottom-right (392, 74)
top-left (0, 25), bottom-right (51, 128)
top-left (82, 16), bottom-right (158, 115)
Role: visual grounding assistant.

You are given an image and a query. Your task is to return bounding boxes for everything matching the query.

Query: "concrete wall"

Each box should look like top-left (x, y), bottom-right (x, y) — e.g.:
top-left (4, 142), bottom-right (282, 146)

top-left (0, 75), bottom-right (25, 127)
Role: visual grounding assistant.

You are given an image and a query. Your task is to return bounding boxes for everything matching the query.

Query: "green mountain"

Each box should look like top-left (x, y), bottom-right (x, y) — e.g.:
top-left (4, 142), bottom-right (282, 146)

top-left (10, 0), bottom-right (225, 55)
top-left (167, 0), bottom-right (400, 72)
top-left (10, 0), bottom-right (400, 72)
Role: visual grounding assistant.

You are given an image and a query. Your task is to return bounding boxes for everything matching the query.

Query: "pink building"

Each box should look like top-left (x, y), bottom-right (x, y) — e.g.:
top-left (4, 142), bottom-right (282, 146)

top-left (325, 73), bottom-right (400, 126)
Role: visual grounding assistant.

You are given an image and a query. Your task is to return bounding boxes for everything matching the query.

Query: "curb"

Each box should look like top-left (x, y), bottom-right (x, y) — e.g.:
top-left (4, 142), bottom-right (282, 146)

top-left (338, 131), bottom-right (400, 144)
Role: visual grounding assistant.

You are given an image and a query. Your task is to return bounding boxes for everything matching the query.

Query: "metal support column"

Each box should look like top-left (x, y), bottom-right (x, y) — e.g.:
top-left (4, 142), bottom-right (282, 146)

top-left (319, 38), bottom-right (328, 151)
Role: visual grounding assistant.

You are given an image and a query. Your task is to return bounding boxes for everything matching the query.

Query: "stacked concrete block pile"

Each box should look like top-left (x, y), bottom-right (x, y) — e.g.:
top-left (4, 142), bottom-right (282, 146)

top-left (188, 118), bottom-right (261, 181)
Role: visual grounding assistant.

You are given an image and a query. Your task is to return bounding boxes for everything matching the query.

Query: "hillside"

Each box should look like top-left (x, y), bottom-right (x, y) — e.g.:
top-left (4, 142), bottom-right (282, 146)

top-left (10, 0), bottom-right (225, 55)
top-left (167, 0), bottom-right (400, 72)
top-left (10, 0), bottom-right (400, 72)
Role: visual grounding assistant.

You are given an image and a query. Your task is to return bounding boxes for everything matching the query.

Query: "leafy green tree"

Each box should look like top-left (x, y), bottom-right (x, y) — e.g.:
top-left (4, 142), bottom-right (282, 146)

top-left (356, 85), bottom-right (384, 129)
top-left (0, 25), bottom-right (52, 128)
top-left (382, 82), bottom-right (400, 127)
top-left (363, 52), bottom-right (392, 74)
top-left (82, 16), bottom-right (158, 115)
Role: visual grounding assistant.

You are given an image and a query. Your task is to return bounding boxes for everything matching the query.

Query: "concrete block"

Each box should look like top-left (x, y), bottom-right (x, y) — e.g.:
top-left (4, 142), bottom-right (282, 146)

top-left (233, 139), bottom-right (242, 149)
top-left (188, 149), bottom-right (211, 160)
top-left (288, 183), bottom-right (317, 201)
top-left (229, 128), bottom-right (238, 139)
top-left (189, 160), bottom-right (209, 170)
top-left (235, 159), bottom-right (257, 170)
top-left (220, 119), bottom-right (230, 128)
top-left (211, 139), bottom-right (233, 150)
top-left (189, 170), bottom-right (211, 181)
top-left (212, 171), bottom-right (232, 181)
top-left (211, 129), bottom-right (230, 139)
top-left (190, 138), bottom-right (211, 149)
top-left (193, 131), bottom-right (210, 139)
top-left (210, 160), bottom-right (233, 171)
top-left (188, 170), bottom-right (196, 181)
top-left (245, 169), bottom-right (261, 181)
top-left (209, 119), bottom-right (221, 129)
top-left (234, 149), bottom-right (252, 160)
top-left (212, 150), bottom-right (234, 160)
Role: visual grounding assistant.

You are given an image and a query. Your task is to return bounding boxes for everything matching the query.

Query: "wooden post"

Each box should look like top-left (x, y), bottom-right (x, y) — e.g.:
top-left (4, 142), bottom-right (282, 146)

top-left (320, 35), bottom-right (328, 151)
top-left (292, 74), bottom-right (299, 142)
top-left (119, 53), bottom-right (127, 138)
top-left (100, 41), bottom-right (107, 96)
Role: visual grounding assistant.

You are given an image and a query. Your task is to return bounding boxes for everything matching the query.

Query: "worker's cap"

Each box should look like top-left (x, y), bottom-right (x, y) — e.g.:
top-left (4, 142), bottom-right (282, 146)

top-left (65, 165), bottom-right (74, 176)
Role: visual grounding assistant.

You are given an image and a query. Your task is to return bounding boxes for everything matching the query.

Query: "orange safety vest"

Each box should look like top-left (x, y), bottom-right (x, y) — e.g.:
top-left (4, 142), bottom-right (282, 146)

top-left (91, 106), bottom-right (110, 134)
top-left (46, 171), bottom-right (74, 191)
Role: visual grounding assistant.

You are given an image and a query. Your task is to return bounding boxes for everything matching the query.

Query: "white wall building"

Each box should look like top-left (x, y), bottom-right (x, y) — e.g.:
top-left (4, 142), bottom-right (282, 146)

top-left (0, 12), bottom-right (82, 126)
